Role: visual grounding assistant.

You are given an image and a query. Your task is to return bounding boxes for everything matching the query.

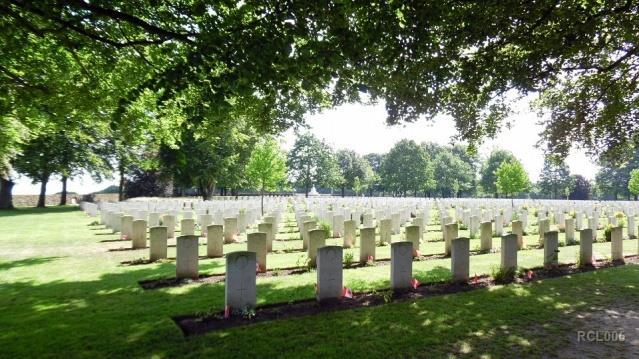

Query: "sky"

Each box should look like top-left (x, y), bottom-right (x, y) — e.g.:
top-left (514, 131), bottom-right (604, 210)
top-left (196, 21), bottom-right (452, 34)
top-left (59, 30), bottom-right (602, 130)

top-left (12, 98), bottom-right (599, 195)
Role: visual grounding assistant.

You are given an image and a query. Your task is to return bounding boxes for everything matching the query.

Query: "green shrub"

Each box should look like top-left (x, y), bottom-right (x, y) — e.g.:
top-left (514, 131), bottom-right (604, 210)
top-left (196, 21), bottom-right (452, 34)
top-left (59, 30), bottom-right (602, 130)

top-left (604, 224), bottom-right (613, 241)
top-left (617, 217), bottom-right (626, 228)
top-left (318, 221), bottom-right (332, 238)
top-left (491, 265), bottom-right (516, 284)
top-left (344, 252), bottom-right (354, 267)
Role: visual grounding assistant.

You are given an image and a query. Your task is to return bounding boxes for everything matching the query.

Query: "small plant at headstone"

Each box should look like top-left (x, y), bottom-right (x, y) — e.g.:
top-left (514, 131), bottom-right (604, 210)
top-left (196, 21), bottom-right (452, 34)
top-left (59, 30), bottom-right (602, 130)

top-left (604, 224), bottom-right (613, 241)
top-left (380, 289), bottom-right (393, 303)
top-left (575, 255), bottom-right (588, 268)
top-left (232, 306), bottom-right (256, 320)
top-left (318, 221), bottom-right (331, 238)
top-left (271, 269), bottom-right (282, 277)
top-left (296, 254), bottom-right (313, 271)
top-left (491, 265), bottom-right (516, 284)
top-left (89, 220), bottom-right (99, 226)
top-left (544, 250), bottom-right (560, 270)
top-left (130, 258), bottom-right (147, 265)
top-left (343, 252), bottom-right (354, 267)
top-left (617, 217), bottom-right (626, 228)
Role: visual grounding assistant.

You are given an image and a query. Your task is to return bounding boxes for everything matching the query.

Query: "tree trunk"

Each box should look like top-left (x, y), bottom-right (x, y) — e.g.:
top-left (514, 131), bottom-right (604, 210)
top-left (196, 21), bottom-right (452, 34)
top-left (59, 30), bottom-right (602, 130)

top-left (37, 176), bottom-right (49, 208)
top-left (0, 177), bottom-right (14, 209)
top-left (59, 176), bottom-right (68, 206)
top-left (260, 188), bottom-right (264, 216)
top-left (199, 181), bottom-right (215, 200)
top-left (118, 168), bottom-right (125, 201)
top-left (305, 186), bottom-right (309, 198)
top-left (341, 186), bottom-right (345, 197)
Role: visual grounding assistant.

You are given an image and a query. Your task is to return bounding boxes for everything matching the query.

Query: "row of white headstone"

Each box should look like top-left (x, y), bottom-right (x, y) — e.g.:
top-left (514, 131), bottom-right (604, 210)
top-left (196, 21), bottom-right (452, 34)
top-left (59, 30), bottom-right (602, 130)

top-left (81, 197), bottom-right (637, 315)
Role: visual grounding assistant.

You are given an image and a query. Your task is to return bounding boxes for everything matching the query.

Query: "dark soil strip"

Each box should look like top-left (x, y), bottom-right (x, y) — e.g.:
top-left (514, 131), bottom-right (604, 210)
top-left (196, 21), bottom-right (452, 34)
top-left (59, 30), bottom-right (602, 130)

top-left (172, 256), bottom-right (638, 337)
top-left (100, 239), bottom-right (130, 243)
top-left (108, 246), bottom-right (147, 252)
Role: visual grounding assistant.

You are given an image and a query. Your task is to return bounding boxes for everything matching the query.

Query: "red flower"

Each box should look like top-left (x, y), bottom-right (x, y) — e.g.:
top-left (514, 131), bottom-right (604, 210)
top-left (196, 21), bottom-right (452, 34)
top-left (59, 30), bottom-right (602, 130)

top-left (342, 287), bottom-right (353, 299)
top-left (411, 278), bottom-right (420, 289)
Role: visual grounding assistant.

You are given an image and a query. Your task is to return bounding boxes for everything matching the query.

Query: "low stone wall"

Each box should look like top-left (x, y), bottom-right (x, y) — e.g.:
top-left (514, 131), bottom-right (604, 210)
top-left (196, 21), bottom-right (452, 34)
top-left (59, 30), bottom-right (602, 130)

top-left (12, 193), bottom-right (120, 207)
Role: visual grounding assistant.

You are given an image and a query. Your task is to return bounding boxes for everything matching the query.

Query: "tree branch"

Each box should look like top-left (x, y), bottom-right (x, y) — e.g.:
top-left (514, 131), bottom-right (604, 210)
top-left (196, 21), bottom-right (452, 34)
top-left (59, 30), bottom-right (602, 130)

top-left (8, 0), bottom-right (194, 47)
top-left (56, 0), bottom-right (196, 43)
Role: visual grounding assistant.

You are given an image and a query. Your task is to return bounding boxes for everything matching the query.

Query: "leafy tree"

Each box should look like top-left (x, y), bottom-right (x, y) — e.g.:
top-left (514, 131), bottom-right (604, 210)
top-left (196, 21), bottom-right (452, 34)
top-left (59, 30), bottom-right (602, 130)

top-left (160, 121), bottom-right (256, 200)
top-left (13, 131), bottom-right (65, 207)
top-left (6, 2), bottom-right (639, 165)
top-left (595, 165), bottom-right (630, 200)
top-left (495, 160), bottom-right (530, 198)
top-left (5, 1), bottom-right (639, 208)
top-left (287, 133), bottom-right (338, 197)
top-left (246, 137), bottom-right (287, 214)
top-left (380, 140), bottom-right (430, 196)
top-left (480, 150), bottom-right (517, 197)
top-left (335, 150), bottom-right (372, 197)
top-left (538, 157), bottom-right (573, 199)
top-left (363, 153), bottom-right (384, 196)
top-left (124, 166), bottom-right (170, 199)
top-left (629, 169), bottom-right (639, 200)
top-left (0, 117), bottom-right (29, 208)
top-left (595, 149), bottom-right (639, 199)
top-left (431, 150), bottom-right (474, 198)
top-left (451, 144), bottom-right (479, 194)
top-left (569, 175), bottom-right (591, 200)
top-left (353, 177), bottom-right (363, 196)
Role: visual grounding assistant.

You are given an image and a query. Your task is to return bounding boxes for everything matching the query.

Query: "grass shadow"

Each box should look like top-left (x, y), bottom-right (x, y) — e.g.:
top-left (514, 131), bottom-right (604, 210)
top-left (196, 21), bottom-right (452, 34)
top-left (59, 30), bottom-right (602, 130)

top-left (0, 256), bottom-right (63, 271)
top-left (0, 206), bottom-right (81, 218)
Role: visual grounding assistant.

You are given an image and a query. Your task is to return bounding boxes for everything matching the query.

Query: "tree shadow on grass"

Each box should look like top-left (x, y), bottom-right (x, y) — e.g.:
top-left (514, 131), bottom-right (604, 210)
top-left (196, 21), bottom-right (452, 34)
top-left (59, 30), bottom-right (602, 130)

top-left (0, 206), bottom-right (81, 218)
top-left (0, 256), bottom-right (63, 271)
top-left (0, 260), bottom-right (637, 358)
top-left (188, 266), bottom-right (639, 358)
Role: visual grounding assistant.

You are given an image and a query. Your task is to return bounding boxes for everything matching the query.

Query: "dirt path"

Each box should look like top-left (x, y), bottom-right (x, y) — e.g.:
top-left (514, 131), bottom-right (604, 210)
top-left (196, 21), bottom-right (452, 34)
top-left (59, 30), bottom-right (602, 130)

top-left (555, 299), bottom-right (639, 358)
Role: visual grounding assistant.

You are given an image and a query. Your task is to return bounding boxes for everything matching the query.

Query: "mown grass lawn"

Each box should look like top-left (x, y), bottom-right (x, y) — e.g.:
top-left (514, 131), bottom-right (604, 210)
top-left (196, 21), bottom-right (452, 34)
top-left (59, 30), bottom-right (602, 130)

top-left (0, 206), bottom-right (637, 358)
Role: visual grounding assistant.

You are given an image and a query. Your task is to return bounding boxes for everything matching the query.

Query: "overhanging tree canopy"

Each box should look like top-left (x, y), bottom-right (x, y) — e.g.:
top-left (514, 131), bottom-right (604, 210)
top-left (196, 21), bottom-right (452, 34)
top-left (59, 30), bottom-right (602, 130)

top-left (4, 0), bottom-right (639, 161)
